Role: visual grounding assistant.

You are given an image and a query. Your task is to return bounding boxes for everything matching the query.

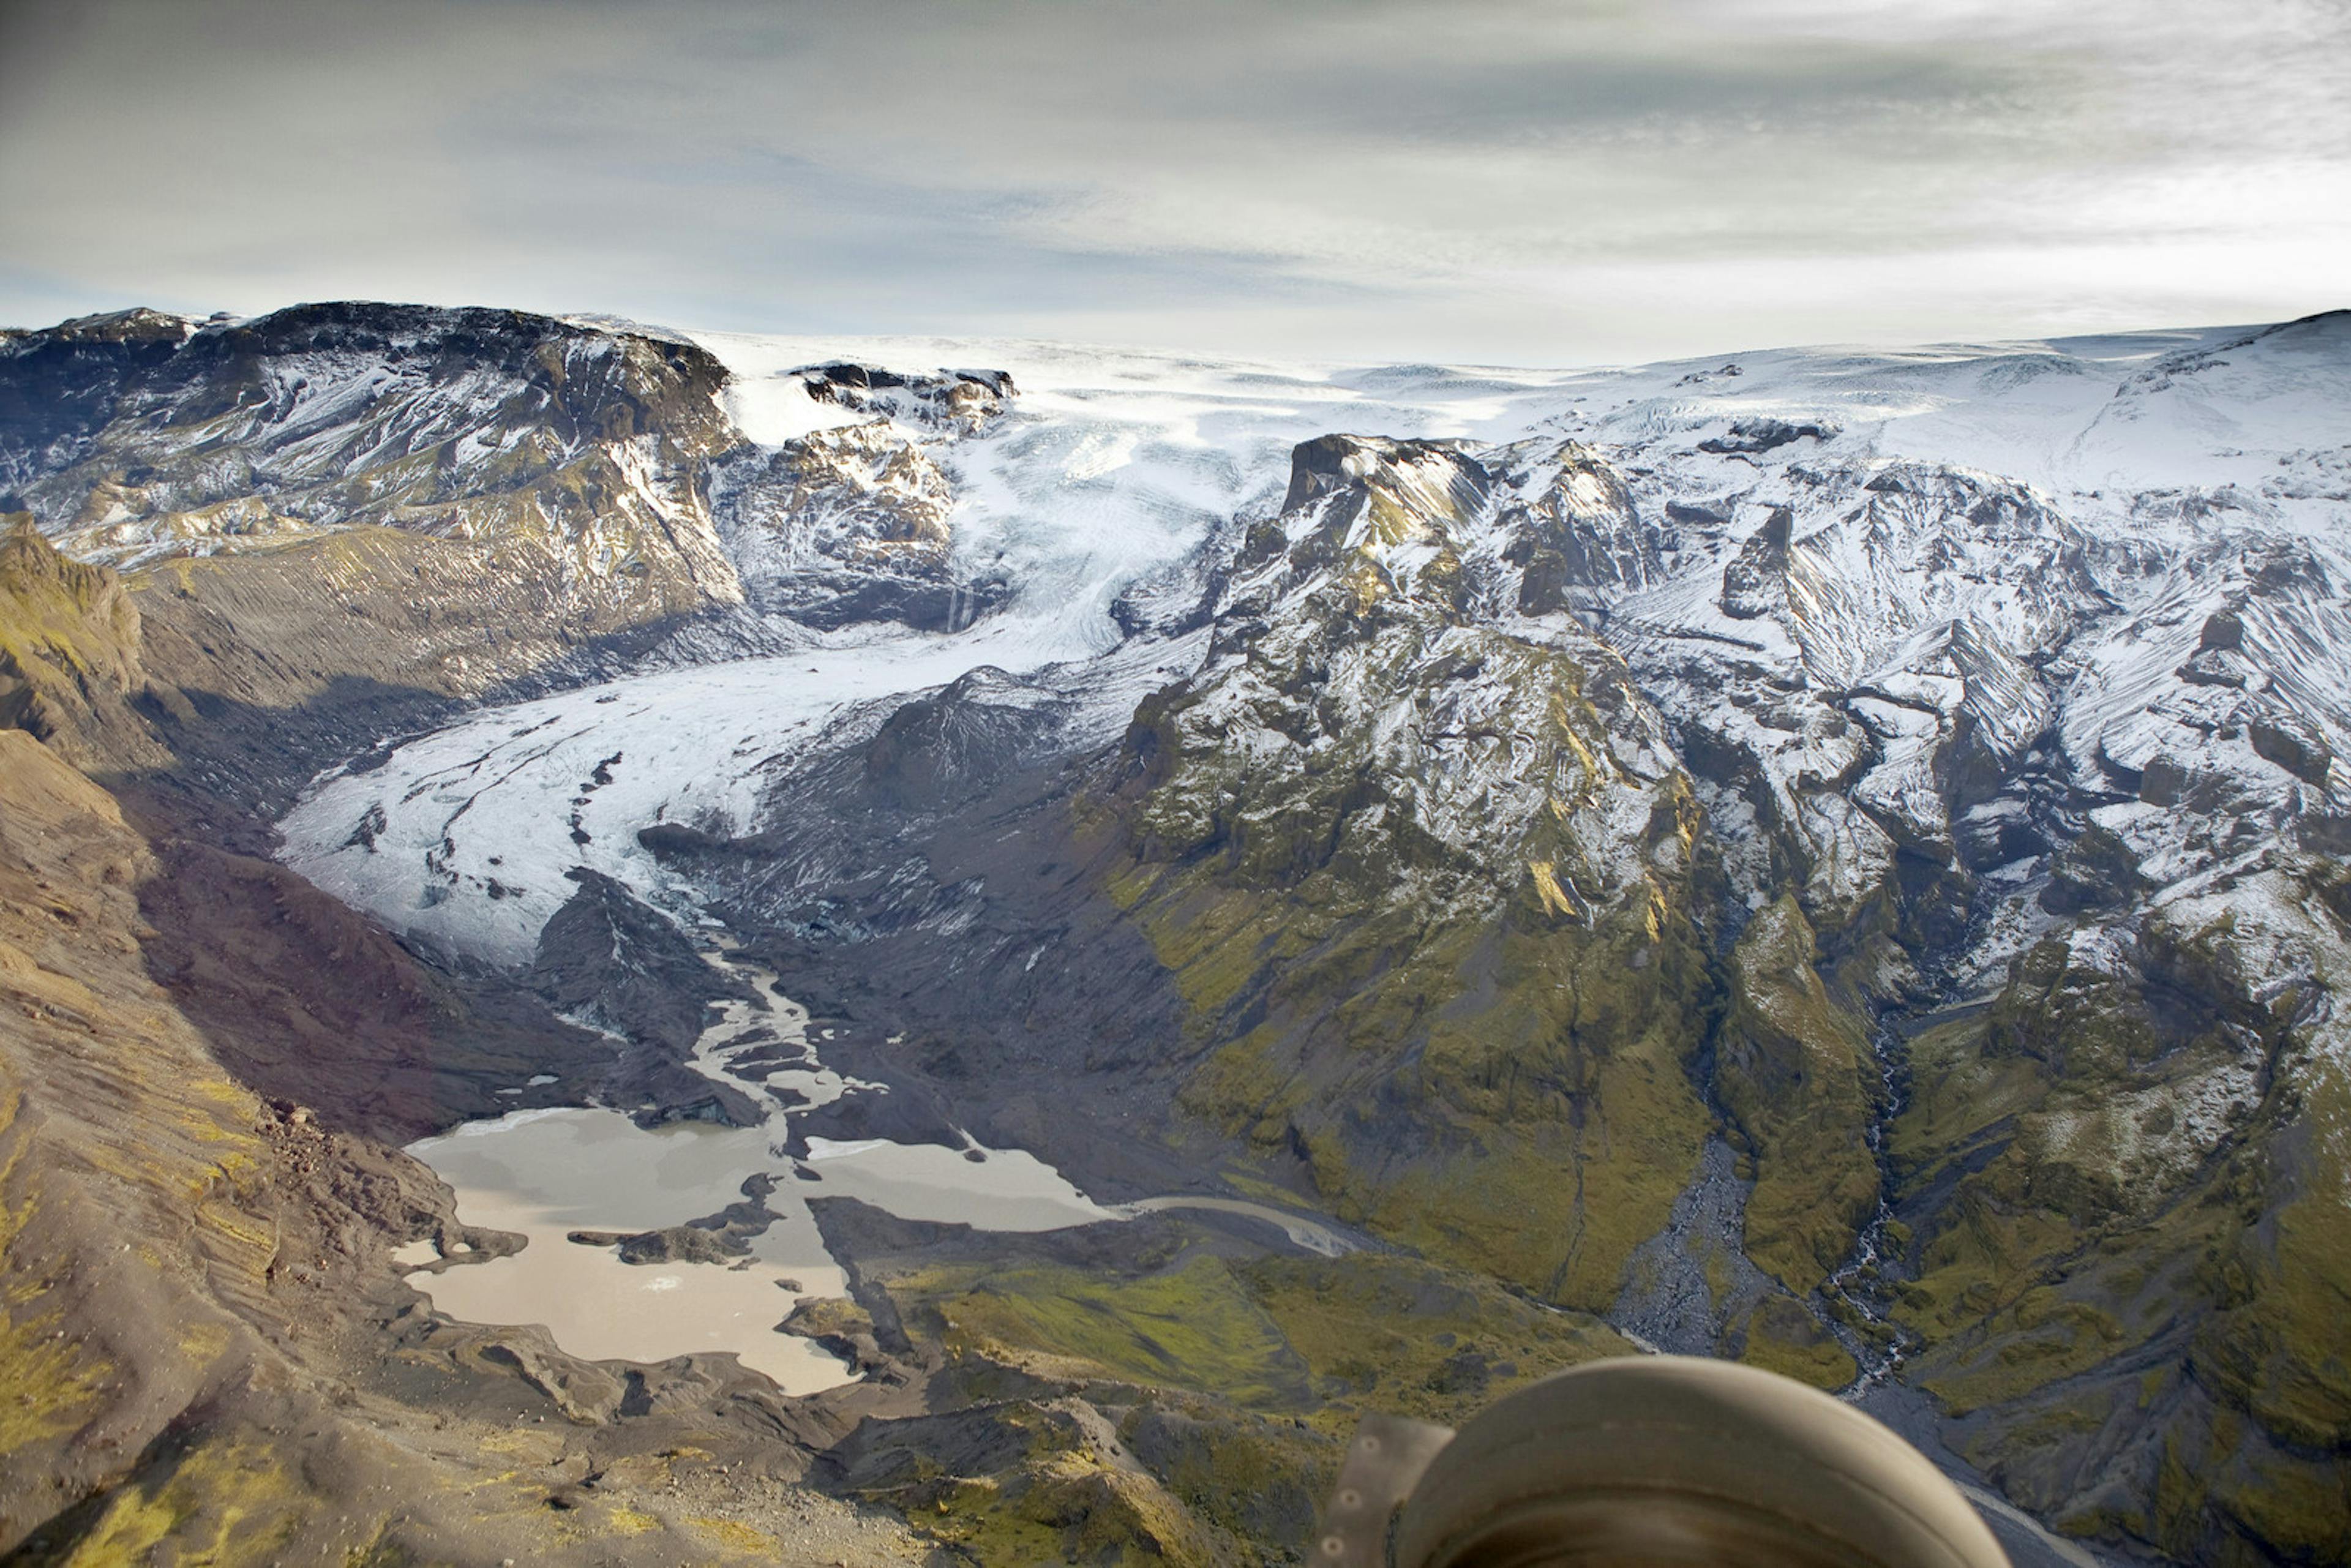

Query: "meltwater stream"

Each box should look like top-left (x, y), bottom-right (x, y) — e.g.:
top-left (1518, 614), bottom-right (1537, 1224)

top-left (397, 948), bottom-right (1114, 1393)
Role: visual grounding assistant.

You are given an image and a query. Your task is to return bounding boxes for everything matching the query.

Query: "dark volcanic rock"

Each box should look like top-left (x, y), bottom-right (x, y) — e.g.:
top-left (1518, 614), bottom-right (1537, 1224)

top-left (2249, 716), bottom-right (2332, 784)
top-left (1281, 432), bottom-right (1488, 516)
top-left (1698, 418), bottom-right (1836, 454)
top-left (570, 1172), bottom-right (780, 1264)
top-left (785, 1078), bottom-right (967, 1155)
top-left (797, 362), bottom-right (1014, 433)
top-left (858, 667), bottom-right (1067, 816)
top-left (636, 820), bottom-right (733, 858)
top-left (529, 867), bottom-right (763, 1126)
top-left (1719, 506), bottom-right (1793, 618)
top-left (531, 868), bottom-right (746, 1057)
top-left (2199, 609), bottom-right (2245, 651)
top-left (1665, 498), bottom-right (1732, 529)
top-left (2039, 823), bottom-right (2149, 915)
top-left (0, 308), bottom-right (193, 489)
top-left (615, 1226), bottom-right (751, 1266)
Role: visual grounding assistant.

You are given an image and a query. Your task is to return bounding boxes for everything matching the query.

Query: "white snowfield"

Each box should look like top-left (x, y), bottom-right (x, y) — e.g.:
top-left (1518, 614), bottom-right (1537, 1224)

top-left (278, 314), bottom-right (2351, 968)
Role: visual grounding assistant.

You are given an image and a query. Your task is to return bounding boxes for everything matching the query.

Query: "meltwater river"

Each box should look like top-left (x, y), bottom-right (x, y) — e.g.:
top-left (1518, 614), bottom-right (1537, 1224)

top-left (396, 947), bottom-right (1119, 1392)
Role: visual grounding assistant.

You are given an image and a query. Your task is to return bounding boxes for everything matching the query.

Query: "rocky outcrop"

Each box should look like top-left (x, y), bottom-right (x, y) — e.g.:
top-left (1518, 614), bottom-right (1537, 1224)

top-left (530, 868), bottom-right (764, 1125)
top-left (1698, 417), bottom-right (1837, 456)
top-left (1493, 438), bottom-right (1668, 606)
top-left (1108, 434), bottom-right (1719, 1309)
top-left (0, 517), bottom-right (165, 771)
top-left (0, 304), bottom-right (764, 812)
top-left (8, 302), bottom-right (738, 600)
top-left (1719, 504), bottom-right (1793, 620)
top-left (798, 361), bottom-right (1014, 435)
top-left (708, 418), bottom-right (1009, 630)
top-left (1886, 870), bottom-right (2351, 1564)
top-left (700, 359), bottom-right (1016, 631)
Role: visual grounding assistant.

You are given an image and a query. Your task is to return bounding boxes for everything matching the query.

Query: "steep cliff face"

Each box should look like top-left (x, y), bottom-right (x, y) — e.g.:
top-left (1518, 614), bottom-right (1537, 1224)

top-left (709, 413), bottom-right (1011, 631)
top-left (1887, 873), bottom-right (2351, 1564)
top-left (0, 306), bottom-right (1026, 812)
top-left (0, 306), bottom-right (755, 811)
top-left (0, 517), bottom-right (163, 771)
top-left (1109, 435), bottom-right (1720, 1310)
top-left (0, 729), bottom-right (536, 1562)
top-left (7, 303), bottom-right (739, 606)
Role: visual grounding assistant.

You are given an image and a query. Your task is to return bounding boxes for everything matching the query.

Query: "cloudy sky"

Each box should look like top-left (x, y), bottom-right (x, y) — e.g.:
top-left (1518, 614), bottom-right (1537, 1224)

top-left (2, 0), bottom-right (2345, 364)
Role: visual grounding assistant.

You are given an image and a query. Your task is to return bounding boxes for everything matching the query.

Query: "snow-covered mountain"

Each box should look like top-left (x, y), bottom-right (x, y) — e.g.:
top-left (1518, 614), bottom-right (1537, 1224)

top-left (280, 315), bottom-right (2351, 970)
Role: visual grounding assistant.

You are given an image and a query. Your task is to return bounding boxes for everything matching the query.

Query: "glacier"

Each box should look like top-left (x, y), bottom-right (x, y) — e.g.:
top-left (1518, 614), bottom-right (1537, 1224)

top-left (280, 313), bottom-right (2351, 973)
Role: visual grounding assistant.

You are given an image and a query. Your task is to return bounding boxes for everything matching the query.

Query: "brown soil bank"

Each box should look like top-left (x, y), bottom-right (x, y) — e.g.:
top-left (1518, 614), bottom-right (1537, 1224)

top-left (0, 730), bottom-right (947, 1563)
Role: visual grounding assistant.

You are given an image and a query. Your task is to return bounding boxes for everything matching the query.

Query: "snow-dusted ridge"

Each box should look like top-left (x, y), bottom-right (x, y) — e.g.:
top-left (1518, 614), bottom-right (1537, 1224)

top-left (278, 314), bottom-right (2351, 969)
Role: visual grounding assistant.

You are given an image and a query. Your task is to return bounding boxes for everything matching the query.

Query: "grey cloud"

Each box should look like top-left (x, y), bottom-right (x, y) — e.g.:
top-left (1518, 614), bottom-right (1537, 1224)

top-left (0, 0), bottom-right (2342, 361)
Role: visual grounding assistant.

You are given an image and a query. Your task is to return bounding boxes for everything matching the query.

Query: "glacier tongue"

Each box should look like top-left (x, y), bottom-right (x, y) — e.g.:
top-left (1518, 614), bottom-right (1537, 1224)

top-left (279, 620), bottom-right (1089, 968)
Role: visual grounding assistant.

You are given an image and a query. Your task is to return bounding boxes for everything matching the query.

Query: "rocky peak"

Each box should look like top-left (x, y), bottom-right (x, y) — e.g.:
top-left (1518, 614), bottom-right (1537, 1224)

top-left (685, 359), bottom-right (1022, 631)
top-left (1237, 435), bottom-right (1494, 622)
top-left (1136, 430), bottom-right (1690, 923)
top-left (1280, 433), bottom-right (1488, 527)
top-left (1, 309), bottom-right (201, 495)
top-left (799, 361), bottom-right (1015, 435)
top-left (0, 516), bottom-right (162, 770)
top-left (20, 306), bottom-right (199, 345)
top-left (1719, 505), bottom-right (1794, 620)
top-left (1108, 432), bottom-right (1716, 1324)
top-left (1487, 438), bottom-right (1663, 609)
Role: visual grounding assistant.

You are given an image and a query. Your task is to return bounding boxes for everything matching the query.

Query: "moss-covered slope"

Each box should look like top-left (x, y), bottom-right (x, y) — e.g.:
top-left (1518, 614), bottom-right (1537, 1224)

top-left (1101, 436), bottom-right (1723, 1310)
top-left (1887, 867), bottom-right (2351, 1562)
